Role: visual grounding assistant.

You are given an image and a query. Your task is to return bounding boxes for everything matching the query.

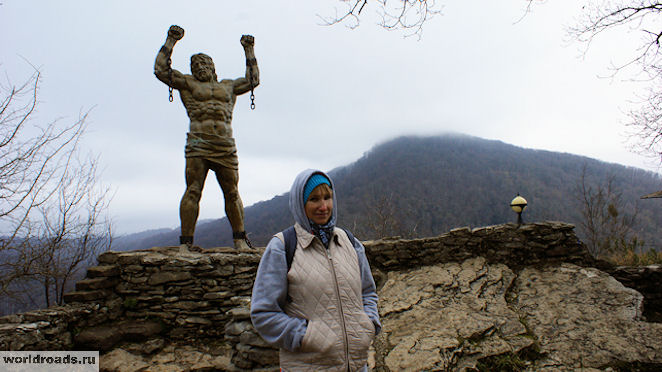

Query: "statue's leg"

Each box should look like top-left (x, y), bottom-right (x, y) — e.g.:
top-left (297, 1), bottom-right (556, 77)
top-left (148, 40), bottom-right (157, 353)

top-left (180, 157), bottom-right (208, 240)
top-left (214, 166), bottom-right (247, 248)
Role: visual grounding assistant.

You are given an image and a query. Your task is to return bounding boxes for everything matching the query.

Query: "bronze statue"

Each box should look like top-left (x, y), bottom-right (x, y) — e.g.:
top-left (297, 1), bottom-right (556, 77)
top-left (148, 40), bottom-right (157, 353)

top-left (154, 25), bottom-right (259, 249)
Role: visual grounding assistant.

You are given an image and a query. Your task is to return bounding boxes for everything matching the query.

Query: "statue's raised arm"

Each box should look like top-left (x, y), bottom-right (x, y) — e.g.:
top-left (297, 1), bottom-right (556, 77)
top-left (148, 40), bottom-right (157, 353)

top-left (233, 35), bottom-right (259, 95)
top-left (154, 25), bottom-right (187, 90)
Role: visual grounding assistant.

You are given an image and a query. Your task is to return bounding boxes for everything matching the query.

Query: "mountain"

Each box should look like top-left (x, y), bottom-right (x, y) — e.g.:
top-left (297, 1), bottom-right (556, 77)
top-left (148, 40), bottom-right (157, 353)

top-left (111, 228), bottom-right (177, 252)
top-left (123, 134), bottom-right (662, 249)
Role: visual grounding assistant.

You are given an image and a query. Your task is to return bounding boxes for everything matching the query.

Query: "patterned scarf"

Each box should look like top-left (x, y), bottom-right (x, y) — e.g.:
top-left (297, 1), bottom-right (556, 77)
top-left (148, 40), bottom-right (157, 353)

top-left (309, 219), bottom-right (335, 248)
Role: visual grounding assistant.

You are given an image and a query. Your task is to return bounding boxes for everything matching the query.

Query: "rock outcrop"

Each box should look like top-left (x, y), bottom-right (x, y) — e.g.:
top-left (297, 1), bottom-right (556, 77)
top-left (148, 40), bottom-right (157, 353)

top-left (1, 222), bottom-right (660, 371)
top-left (376, 258), bottom-right (662, 371)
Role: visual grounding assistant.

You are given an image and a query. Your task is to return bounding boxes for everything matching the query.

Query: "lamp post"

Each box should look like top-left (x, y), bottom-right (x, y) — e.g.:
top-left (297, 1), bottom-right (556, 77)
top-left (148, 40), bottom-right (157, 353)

top-left (510, 194), bottom-right (528, 225)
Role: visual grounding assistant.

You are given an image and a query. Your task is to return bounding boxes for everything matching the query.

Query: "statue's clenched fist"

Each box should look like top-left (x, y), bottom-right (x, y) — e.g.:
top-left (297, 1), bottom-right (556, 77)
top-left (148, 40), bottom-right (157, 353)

top-left (168, 25), bottom-right (184, 41)
top-left (240, 35), bottom-right (254, 48)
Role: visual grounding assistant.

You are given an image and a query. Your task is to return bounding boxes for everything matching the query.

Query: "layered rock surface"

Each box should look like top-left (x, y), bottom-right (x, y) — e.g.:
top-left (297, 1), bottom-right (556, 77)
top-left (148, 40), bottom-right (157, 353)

top-left (376, 258), bottom-right (662, 371)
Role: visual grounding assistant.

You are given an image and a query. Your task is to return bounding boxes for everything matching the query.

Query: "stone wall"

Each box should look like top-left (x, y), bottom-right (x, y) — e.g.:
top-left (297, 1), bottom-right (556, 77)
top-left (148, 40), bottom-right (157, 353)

top-left (363, 222), bottom-right (594, 274)
top-left (0, 303), bottom-right (100, 351)
top-left (71, 246), bottom-right (261, 344)
top-left (0, 222), bottom-right (660, 371)
top-left (0, 247), bottom-right (261, 348)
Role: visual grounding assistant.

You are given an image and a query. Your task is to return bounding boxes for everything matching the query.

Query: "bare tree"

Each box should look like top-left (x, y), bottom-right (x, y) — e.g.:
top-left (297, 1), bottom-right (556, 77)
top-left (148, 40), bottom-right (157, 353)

top-left (351, 189), bottom-right (418, 239)
top-left (31, 155), bottom-right (112, 307)
top-left (365, 192), bottom-right (402, 238)
top-left (557, 1), bottom-right (662, 163)
top-left (576, 165), bottom-right (641, 258)
top-left (321, 0), bottom-right (443, 37)
top-left (0, 68), bottom-right (112, 309)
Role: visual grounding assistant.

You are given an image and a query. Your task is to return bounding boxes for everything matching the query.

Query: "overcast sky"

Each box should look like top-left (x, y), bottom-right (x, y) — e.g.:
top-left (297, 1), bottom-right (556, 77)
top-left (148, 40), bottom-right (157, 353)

top-left (2, 1), bottom-right (657, 234)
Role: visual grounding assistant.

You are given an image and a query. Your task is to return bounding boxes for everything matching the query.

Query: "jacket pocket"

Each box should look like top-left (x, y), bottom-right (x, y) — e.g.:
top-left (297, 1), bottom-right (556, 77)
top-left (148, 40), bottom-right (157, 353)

top-left (357, 312), bottom-right (375, 351)
top-left (299, 319), bottom-right (335, 353)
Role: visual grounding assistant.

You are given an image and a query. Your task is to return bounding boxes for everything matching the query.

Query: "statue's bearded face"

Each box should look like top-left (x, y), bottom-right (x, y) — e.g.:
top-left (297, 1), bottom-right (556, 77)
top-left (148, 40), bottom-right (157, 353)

top-left (191, 54), bottom-right (215, 82)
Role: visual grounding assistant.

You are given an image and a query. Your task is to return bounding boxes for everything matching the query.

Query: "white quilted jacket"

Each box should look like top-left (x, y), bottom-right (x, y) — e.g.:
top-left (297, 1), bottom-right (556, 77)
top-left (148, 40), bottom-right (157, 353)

top-left (277, 223), bottom-right (375, 371)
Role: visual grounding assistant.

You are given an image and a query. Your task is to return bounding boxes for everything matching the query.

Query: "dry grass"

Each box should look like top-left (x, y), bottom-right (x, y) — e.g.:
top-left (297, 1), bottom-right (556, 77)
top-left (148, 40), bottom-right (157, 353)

top-left (607, 249), bottom-right (662, 266)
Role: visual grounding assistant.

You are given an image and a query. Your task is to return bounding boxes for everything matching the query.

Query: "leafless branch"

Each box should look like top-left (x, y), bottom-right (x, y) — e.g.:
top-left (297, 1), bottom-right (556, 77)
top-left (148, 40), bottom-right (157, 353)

top-left (556, 1), bottom-right (662, 163)
top-left (320, 0), bottom-right (443, 38)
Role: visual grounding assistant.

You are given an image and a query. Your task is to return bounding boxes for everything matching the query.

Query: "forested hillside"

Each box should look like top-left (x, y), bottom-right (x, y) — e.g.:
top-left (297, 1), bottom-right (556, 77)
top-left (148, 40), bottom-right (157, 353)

top-left (118, 135), bottom-right (662, 250)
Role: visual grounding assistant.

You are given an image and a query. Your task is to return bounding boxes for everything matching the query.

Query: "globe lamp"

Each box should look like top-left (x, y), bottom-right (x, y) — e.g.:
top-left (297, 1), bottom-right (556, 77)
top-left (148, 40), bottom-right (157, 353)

top-left (510, 194), bottom-right (528, 224)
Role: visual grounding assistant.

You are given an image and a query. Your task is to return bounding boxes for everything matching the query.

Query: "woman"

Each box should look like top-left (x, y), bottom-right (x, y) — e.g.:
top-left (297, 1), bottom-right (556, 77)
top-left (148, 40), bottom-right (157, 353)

top-left (250, 169), bottom-right (381, 371)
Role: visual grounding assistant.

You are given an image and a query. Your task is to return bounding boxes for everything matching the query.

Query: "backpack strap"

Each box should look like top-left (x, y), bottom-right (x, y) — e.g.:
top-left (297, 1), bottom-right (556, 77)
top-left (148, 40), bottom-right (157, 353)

top-left (341, 228), bottom-right (359, 249)
top-left (282, 226), bottom-right (297, 271)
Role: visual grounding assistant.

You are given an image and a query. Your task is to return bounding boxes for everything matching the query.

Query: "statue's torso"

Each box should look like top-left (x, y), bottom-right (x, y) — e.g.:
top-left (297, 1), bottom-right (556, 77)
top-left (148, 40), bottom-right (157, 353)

top-left (180, 79), bottom-right (237, 137)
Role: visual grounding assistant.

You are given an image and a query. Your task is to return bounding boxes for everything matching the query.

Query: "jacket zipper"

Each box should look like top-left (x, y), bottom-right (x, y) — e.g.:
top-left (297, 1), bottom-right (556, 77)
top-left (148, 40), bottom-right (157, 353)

top-left (325, 245), bottom-right (350, 371)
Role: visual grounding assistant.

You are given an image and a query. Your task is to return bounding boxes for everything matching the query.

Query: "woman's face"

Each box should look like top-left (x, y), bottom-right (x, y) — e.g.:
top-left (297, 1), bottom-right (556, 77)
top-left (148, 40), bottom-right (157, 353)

top-left (305, 185), bottom-right (333, 225)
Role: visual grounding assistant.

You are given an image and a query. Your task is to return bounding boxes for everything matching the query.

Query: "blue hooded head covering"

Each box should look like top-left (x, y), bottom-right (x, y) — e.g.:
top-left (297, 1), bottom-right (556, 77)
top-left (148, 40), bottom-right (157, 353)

top-left (289, 169), bottom-right (337, 241)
